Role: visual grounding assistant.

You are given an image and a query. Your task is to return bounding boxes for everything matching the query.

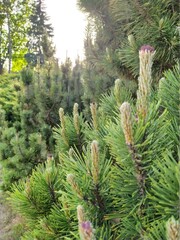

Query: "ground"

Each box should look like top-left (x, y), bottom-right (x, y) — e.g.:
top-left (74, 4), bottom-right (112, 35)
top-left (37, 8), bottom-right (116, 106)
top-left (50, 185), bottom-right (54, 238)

top-left (0, 190), bottom-right (15, 239)
top-left (0, 166), bottom-right (24, 240)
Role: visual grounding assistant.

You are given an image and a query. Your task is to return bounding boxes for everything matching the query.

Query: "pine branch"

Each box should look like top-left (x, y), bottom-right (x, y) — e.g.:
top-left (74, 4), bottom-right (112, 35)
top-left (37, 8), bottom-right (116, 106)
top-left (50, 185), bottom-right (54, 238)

top-left (48, 184), bottom-right (57, 204)
top-left (93, 184), bottom-right (105, 224)
top-left (128, 144), bottom-right (145, 197)
top-left (16, 134), bottom-right (26, 159)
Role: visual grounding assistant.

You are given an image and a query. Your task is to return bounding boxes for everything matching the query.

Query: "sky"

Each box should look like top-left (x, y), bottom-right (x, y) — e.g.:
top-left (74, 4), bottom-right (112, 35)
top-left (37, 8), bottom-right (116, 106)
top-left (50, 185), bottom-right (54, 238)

top-left (45, 0), bottom-right (87, 63)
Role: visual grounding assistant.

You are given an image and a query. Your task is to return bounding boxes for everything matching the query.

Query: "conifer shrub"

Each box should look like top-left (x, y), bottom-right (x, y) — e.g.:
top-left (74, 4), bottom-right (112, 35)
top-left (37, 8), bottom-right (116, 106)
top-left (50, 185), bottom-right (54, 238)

top-left (0, 73), bottom-right (20, 123)
top-left (9, 47), bottom-right (179, 239)
top-left (0, 59), bottom-right (84, 190)
top-left (21, 68), bottom-right (34, 86)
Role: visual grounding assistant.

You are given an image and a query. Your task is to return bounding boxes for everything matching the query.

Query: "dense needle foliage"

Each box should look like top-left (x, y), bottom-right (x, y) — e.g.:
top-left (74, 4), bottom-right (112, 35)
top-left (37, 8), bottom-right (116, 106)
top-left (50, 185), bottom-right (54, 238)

top-left (9, 50), bottom-right (180, 239)
top-left (0, 1), bottom-right (179, 239)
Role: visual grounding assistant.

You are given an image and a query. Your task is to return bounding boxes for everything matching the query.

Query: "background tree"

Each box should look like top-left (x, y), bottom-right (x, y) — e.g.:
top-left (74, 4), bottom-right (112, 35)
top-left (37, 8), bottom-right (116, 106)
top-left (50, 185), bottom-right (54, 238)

top-left (78, 0), bottom-right (179, 84)
top-left (0, 1), bottom-right (7, 74)
top-left (0, 57), bottom-right (85, 190)
top-left (0, 0), bottom-right (31, 73)
top-left (81, 21), bottom-right (116, 117)
top-left (72, 56), bottom-right (83, 111)
top-left (27, 0), bottom-right (54, 62)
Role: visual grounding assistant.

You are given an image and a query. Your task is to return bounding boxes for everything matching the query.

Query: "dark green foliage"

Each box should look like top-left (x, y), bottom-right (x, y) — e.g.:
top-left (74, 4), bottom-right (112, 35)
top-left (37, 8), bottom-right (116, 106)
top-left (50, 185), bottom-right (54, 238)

top-left (10, 160), bottom-right (61, 219)
top-left (148, 152), bottom-right (179, 218)
top-left (0, 58), bottom-right (85, 190)
top-left (0, 73), bottom-right (20, 122)
top-left (0, 127), bottom-right (47, 190)
top-left (54, 115), bottom-right (80, 154)
top-left (9, 160), bottom-right (77, 239)
top-left (78, 0), bottom-right (179, 88)
top-left (158, 65), bottom-right (180, 122)
top-left (21, 67), bottom-right (34, 85)
top-left (144, 220), bottom-right (166, 240)
top-left (27, 0), bottom-right (54, 57)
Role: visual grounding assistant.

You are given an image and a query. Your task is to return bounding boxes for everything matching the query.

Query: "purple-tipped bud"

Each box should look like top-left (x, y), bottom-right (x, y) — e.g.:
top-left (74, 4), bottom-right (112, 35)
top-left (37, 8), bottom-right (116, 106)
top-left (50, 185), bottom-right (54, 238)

top-left (81, 221), bottom-right (92, 231)
top-left (81, 221), bottom-right (93, 236)
top-left (140, 45), bottom-right (155, 52)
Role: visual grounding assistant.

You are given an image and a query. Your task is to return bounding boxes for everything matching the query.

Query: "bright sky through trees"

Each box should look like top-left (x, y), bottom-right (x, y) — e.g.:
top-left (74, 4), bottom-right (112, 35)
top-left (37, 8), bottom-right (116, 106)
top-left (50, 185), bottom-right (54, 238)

top-left (45, 0), bottom-right (87, 63)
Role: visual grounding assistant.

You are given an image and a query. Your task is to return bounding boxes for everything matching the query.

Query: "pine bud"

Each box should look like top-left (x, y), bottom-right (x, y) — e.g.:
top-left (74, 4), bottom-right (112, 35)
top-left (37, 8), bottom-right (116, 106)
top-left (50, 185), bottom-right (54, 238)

top-left (90, 103), bottom-right (98, 130)
top-left (47, 153), bottom-right (53, 161)
top-left (166, 216), bottom-right (180, 240)
top-left (67, 174), bottom-right (82, 198)
top-left (59, 108), bottom-right (65, 129)
top-left (120, 102), bottom-right (134, 145)
top-left (77, 205), bottom-right (96, 240)
top-left (77, 205), bottom-right (85, 223)
top-left (69, 147), bottom-right (74, 158)
top-left (80, 221), bottom-right (95, 240)
top-left (61, 128), bottom-right (69, 146)
top-left (136, 90), bottom-right (148, 121)
top-left (45, 155), bottom-right (54, 181)
top-left (114, 79), bottom-right (122, 105)
top-left (140, 45), bottom-right (155, 53)
top-left (73, 103), bottom-right (79, 115)
top-left (74, 113), bottom-right (80, 134)
top-left (73, 103), bottom-right (80, 134)
top-left (91, 140), bottom-right (99, 184)
top-left (128, 34), bottom-right (136, 47)
top-left (137, 45), bottom-right (155, 120)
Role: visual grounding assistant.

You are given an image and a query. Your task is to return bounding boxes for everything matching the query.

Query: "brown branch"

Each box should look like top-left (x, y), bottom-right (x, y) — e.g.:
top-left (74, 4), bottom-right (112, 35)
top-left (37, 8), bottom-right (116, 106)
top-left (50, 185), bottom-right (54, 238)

top-left (93, 184), bottom-right (105, 224)
top-left (128, 144), bottom-right (145, 197)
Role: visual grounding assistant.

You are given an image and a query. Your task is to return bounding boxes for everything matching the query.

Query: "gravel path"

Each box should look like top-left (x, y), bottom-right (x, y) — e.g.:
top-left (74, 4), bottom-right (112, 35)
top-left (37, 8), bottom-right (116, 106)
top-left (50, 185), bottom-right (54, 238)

top-left (0, 190), bottom-right (14, 240)
top-left (0, 166), bottom-right (22, 240)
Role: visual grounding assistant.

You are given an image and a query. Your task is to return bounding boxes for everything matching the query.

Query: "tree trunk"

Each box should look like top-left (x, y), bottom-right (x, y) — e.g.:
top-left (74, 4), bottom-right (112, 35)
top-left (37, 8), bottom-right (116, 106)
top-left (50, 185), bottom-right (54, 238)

top-left (7, 10), bottom-right (12, 73)
top-left (0, 25), bottom-right (4, 75)
top-left (0, 63), bottom-right (3, 75)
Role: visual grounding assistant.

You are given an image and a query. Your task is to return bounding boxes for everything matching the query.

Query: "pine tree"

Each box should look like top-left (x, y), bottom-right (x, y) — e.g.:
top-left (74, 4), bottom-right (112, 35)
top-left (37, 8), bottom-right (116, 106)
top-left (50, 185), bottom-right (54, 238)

top-left (27, 0), bottom-right (54, 63)
top-left (78, 0), bottom-right (179, 82)
top-left (82, 21), bottom-right (115, 118)
top-left (59, 57), bottom-right (83, 114)
top-left (72, 56), bottom-right (83, 110)
top-left (0, 58), bottom-right (85, 190)
top-left (9, 46), bottom-right (179, 239)
top-left (0, 0), bottom-right (31, 73)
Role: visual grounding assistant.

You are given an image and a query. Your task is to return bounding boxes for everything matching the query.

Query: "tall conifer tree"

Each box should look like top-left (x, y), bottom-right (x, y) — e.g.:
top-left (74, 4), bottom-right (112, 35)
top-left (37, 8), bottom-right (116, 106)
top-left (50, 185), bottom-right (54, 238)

top-left (27, 0), bottom-right (54, 61)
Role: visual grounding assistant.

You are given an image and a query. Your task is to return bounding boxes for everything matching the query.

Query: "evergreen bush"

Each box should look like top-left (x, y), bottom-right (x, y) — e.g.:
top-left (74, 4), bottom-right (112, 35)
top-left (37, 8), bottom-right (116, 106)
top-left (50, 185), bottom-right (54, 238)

top-left (9, 46), bottom-right (179, 239)
top-left (0, 58), bottom-right (84, 190)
